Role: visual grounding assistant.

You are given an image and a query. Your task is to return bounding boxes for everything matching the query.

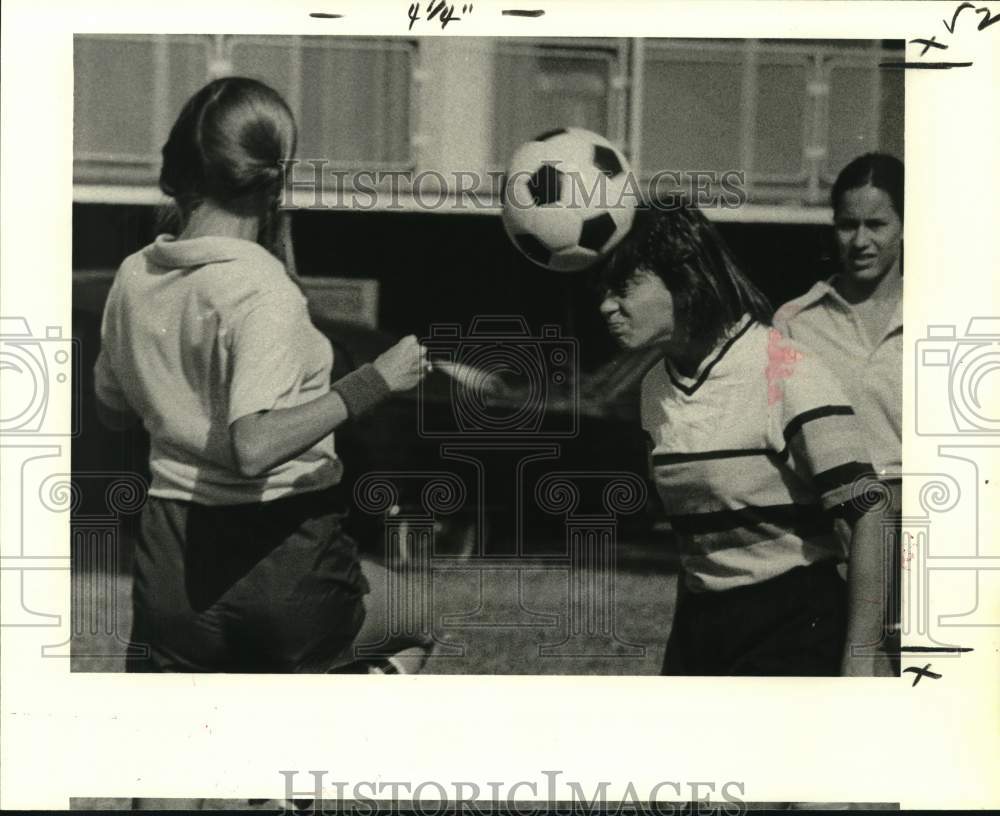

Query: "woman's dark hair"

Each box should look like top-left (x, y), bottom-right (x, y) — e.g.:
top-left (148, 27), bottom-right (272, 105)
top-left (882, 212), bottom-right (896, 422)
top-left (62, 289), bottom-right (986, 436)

top-left (599, 201), bottom-right (773, 350)
top-left (158, 76), bottom-right (297, 260)
top-left (831, 152), bottom-right (904, 220)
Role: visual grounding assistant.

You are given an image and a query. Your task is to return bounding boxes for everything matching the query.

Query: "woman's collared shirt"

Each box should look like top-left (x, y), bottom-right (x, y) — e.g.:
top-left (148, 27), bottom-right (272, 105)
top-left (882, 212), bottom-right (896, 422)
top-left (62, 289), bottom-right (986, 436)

top-left (94, 235), bottom-right (342, 505)
top-left (775, 276), bottom-right (902, 481)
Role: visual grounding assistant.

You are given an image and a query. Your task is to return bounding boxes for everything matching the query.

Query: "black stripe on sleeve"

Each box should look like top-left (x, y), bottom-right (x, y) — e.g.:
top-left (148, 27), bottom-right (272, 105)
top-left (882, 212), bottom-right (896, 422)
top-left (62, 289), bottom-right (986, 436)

top-left (782, 405), bottom-right (855, 445)
top-left (814, 461), bottom-right (877, 496)
top-left (652, 448), bottom-right (775, 467)
top-left (667, 503), bottom-right (831, 536)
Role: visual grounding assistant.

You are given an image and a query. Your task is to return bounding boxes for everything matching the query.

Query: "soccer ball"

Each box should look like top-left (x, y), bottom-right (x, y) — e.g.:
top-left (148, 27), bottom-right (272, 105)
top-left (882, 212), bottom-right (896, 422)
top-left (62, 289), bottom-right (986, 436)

top-left (502, 127), bottom-right (636, 273)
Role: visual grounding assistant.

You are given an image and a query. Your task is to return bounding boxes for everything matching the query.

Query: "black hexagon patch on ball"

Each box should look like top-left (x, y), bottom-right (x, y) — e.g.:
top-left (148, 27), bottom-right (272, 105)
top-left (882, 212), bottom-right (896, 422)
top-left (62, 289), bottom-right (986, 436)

top-left (579, 212), bottom-right (617, 252)
top-left (527, 164), bottom-right (563, 206)
top-left (592, 145), bottom-right (623, 178)
top-left (514, 233), bottom-right (552, 266)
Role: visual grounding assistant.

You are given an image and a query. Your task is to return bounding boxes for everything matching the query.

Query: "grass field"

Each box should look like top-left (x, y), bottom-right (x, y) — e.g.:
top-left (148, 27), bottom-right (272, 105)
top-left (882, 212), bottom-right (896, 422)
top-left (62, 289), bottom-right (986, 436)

top-left (71, 553), bottom-right (679, 675)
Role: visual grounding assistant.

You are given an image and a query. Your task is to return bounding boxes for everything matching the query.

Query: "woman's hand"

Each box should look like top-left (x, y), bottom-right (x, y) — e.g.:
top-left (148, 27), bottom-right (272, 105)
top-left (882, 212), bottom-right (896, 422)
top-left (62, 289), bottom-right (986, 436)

top-left (373, 335), bottom-right (429, 393)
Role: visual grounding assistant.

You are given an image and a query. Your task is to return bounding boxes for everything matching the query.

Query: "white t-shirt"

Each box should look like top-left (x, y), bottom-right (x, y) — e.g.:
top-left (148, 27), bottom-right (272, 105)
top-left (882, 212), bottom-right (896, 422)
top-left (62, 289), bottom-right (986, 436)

top-left (94, 234), bottom-right (343, 505)
top-left (642, 317), bottom-right (874, 592)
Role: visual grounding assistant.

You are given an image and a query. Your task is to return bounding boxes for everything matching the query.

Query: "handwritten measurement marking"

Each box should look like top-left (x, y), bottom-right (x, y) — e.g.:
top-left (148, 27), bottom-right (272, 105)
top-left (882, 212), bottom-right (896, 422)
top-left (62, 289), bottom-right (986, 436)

top-left (976, 5), bottom-right (1000, 27)
top-left (904, 663), bottom-right (942, 686)
top-left (945, 2), bottom-right (1000, 31)
top-left (944, 2), bottom-right (976, 32)
top-left (408, 0), bottom-right (472, 30)
top-left (894, 1), bottom-right (998, 68)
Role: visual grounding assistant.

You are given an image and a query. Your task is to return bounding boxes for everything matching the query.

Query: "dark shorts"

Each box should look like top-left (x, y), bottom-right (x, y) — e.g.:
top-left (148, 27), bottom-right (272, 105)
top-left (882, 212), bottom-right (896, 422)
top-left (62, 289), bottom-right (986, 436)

top-left (662, 561), bottom-right (847, 676)
top-left (126, 488), bottom-right (369, 673)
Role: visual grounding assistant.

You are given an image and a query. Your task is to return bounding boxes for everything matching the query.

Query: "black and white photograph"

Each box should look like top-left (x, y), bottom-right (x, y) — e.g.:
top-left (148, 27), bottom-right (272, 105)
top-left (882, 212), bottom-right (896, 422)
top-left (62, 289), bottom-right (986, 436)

top-left (2, 1), bottom-right (998, 812)
top-left (70, 33), bottom-right (905, 682)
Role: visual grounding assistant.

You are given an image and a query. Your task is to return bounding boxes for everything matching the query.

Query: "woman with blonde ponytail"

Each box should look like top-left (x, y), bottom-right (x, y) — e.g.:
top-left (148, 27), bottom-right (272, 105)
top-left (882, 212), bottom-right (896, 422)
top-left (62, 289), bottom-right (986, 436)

top-left (94, 77), bottom-right (429, 680)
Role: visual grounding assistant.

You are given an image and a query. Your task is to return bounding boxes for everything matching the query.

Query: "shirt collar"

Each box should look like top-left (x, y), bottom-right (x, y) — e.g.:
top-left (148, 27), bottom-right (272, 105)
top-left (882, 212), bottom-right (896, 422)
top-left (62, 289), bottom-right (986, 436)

top-left (147, 234), bottom-right (266, 269)
top-left (664, 314), bottom-right (755, 396)
top-left (804, 275), bottom-right (845, 308)
top-left (798, 273), bottom-right (903, 336)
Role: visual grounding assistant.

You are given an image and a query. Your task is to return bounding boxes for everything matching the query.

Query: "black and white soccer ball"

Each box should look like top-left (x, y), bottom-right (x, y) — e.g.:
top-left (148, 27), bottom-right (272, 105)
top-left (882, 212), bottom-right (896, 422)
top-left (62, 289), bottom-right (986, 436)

top-left (502, 127), bottom-right (637, 273)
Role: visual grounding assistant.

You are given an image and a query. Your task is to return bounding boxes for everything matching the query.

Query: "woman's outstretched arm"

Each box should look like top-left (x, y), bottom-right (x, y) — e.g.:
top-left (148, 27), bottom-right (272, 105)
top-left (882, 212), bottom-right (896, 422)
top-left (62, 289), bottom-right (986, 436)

top-left (229, 334), bottom-right (426, 478)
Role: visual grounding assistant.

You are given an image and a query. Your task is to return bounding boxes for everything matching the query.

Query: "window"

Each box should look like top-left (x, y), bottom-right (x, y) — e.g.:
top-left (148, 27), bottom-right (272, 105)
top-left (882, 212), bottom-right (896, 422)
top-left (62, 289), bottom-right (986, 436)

top-left (638, 39), bottom-right (901, 205)
top-left (73, 35), bottom-right (417, 184)
top-left (74, 35), bottom-right (212, 183)
top-left (229, 36), bottom-right (415, 169)
top-left (491, 39), bottom-right (628, 168)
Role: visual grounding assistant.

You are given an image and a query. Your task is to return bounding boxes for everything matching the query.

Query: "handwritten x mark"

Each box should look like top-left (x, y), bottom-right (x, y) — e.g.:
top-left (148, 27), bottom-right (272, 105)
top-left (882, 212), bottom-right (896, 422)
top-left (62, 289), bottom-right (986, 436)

top-left (910, 37), bottom-right (949, 56)
top-left (904, 663), bottom-right (942, 686)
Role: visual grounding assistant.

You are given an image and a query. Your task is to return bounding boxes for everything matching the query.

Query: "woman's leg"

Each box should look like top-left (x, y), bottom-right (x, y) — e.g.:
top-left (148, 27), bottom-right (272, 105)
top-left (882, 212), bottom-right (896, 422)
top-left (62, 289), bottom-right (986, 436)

top-left (661, 563), bottom-right (847, 677)
top-left (661, 577), bottom-right (699, 675)
top-left (126, 497), bottom-right (230, 673)
top-left (728, 562), bottom-right (847, 676)
top-left (222, 491), bottom-right (369, 673)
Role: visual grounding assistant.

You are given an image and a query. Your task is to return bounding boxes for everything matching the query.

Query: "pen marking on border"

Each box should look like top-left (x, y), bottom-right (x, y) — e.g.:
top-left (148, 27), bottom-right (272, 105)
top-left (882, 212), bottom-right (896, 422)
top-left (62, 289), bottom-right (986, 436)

top-left (879, 61), bottom-right (974, 69)
top-left (898, 1), bottom-right (998, 69)
top-left (904, 664), bottom-right (942, 686)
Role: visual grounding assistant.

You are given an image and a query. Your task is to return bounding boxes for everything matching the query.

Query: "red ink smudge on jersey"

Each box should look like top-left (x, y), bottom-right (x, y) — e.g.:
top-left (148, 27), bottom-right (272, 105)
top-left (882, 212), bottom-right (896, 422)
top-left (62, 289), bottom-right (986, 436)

top-left (765, 329), bottom-right (804, 405)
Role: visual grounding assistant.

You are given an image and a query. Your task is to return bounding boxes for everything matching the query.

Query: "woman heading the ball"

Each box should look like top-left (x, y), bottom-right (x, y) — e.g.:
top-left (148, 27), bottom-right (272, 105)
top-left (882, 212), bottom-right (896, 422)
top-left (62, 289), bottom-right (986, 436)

top-left (597, 201), bottom-right (891, 676)
top-left (94, 76), bottom-right (431, 675)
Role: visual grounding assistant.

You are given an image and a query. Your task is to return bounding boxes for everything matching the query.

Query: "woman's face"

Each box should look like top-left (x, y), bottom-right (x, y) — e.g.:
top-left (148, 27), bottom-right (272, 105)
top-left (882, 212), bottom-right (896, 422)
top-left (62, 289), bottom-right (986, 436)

top-left (599, 268), bottom-right (680, 351)
top-left (834, 185), bottom-right (903, 284)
